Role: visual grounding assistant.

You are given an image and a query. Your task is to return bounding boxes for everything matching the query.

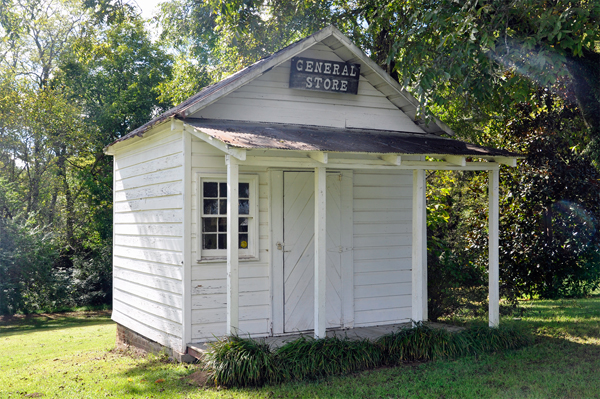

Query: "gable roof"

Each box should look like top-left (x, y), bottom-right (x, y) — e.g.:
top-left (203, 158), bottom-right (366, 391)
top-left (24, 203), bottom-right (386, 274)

top-left (106, 25), bottom-right (453, 150)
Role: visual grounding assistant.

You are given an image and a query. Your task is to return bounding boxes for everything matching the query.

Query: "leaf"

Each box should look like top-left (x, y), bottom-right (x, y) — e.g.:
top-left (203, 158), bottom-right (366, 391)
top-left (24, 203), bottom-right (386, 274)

top-left (155, 378), bottom-right (165, 383)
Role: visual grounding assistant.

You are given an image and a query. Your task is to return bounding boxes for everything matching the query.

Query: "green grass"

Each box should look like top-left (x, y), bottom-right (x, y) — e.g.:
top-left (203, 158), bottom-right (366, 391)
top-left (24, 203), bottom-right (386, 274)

top-left (2, 297), bottom-right (600, 398)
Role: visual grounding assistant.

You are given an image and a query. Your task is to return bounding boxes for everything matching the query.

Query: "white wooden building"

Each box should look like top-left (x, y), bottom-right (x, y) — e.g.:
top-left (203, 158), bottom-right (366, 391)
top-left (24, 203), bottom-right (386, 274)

top-left (104, 26), bottom-right (518, 360)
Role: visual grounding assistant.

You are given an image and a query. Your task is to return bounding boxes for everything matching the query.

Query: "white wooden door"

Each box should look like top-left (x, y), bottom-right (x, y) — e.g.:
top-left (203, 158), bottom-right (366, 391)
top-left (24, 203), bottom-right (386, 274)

top-left (283, 171), bottom-right (342, 332)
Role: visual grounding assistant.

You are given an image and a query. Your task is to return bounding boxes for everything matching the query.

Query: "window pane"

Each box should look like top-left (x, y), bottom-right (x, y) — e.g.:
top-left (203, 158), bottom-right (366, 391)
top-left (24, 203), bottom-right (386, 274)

top-left (239, 217), bottom-right (248, 232)
top-left (239, 183), bottom-right (249, 198)
top-left (204, 199), bottom-right (218, 214)
top-left (219, 199), bottom-right (227, 214)
top-left (219, 182), bottom-right (227, 198)
top-left (239, 199), bottom-right (249, 215)
top-left (218, 217), bottom-right (227, 232)
top-left (203, 182), bottom-right (218, 198)
top-left (239, 234), bottom-right (248, 249)
top-left (203, 234), bottom-right (217, 249)
top-left (203, 218), bottom-right (217, 232)
top-left (218, 233), bottom-right (227, 249)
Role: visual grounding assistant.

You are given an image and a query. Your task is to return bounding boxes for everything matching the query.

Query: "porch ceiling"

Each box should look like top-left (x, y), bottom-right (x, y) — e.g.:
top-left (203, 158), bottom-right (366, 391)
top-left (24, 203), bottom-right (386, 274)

top-left (182, 118), bottom-right (521, 159)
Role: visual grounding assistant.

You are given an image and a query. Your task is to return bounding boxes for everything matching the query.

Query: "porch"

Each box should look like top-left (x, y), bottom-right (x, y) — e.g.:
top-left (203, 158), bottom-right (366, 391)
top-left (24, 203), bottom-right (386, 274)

top-left (186, 322), bottom-right (465, 358)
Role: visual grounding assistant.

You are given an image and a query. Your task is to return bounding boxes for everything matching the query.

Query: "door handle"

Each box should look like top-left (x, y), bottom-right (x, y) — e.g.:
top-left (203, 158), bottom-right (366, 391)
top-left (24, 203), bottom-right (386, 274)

top-left (276, 242), bottom-right (291, 252)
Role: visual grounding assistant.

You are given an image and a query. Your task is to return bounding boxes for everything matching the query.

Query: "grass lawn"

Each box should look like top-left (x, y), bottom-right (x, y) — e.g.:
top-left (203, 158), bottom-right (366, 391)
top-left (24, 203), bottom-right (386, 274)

top-left (1, 297), bottom-right (599, 398)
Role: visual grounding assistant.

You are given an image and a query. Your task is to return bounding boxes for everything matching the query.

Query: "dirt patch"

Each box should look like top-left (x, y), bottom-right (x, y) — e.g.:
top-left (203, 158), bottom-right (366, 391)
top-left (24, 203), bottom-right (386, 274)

top-left (183, 370), bottom-right (211, 387)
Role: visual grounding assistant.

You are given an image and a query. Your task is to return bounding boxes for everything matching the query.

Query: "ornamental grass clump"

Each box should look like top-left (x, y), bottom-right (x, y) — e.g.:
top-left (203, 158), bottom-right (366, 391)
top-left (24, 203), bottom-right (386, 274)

top-left (456, 324), bottom-right (533, 355)
top-left (203, 335), bottom-right (278, 387)
top-left (276, 336), bottom-right (384, 381)
top-left (202, 323), bottom-right (532, 387)
top-left (377, 322), bottom-right (461, 363)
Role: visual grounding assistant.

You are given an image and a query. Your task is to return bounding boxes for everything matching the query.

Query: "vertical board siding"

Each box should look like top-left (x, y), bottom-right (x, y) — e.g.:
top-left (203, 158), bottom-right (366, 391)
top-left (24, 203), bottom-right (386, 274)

top-left (190, 138), bottom-right (271, 341)
top-left (112, 129), bottom-right (184, 350)
top-left (189, 44), bottom-right (425, 134)
top-left (353, 170), bottom-right (413, 327)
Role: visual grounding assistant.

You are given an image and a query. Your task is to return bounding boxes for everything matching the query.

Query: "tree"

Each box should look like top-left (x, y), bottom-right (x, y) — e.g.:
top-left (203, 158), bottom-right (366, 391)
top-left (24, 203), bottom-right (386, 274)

top-left (356, 0), bottom-right (599, 154)
top-left (0, 0), bottom-right (172, 313)
top-left (498, 93), bottom-right (600, 299)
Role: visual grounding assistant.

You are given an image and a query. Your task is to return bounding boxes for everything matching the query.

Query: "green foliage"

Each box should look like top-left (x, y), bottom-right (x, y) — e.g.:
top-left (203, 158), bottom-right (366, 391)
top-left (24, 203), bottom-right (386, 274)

top-left (426, 171), bottom-right (488, 320)
top-left (203, 324), bottom-right (531, 387)
top-left (276, 336), bottom-right (383, 381)
top-left (498, 98), bottom-right (600, 299)
top-left (0, 1), bottom-right (173, 315)
top-left (456, 323), bottom-right (534, 355)
top-left (203, 335), bottom-right (278, 387)
top-left (377, 323), bottom-right (460, 362)
top-left (0, 214), bottom-right (60, 314)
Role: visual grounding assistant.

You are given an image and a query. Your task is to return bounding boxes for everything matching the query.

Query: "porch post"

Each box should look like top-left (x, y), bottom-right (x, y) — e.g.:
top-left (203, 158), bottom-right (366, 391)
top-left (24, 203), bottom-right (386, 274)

top-left (412, 169), bottom-right (427, 323)
top-left (488, 169), bottom-right (500, 327)
top-left (226, 155), bottom-right (239, 334)
top-left (314, 166), bottom-right (327, 338)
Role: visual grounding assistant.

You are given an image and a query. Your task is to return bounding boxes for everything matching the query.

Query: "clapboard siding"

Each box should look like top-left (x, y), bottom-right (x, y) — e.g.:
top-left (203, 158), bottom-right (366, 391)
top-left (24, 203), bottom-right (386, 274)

top-left (114, 268), bottom-right (183, 294)
top-left (192, 320), bottom-right (269, 340)
top-left (114, 235), bottom-right (184, 252)
top-left (114, 288), bottom-right (182, 323)
top-left (112, 129), bottom-right (184, 349)
top-left (189, 136), bottom-right (272, 341)
top-left (114, 278), bottom-right (183, 309)
top-left (114, 167), bottom-right (183, 192)
top-left (113, 309), bottom-right (182, 351)
top-left (114, 255), bottom-right (183, 279)
top-left (353, 170), bottom-right (413, 327)
top-left (190, 44), bottom-right (425, 133)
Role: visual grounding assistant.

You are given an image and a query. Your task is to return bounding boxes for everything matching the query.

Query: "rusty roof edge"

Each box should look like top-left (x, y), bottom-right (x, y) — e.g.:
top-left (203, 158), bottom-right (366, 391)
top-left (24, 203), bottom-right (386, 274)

top-left (181, 119), bottom-right (523, 158)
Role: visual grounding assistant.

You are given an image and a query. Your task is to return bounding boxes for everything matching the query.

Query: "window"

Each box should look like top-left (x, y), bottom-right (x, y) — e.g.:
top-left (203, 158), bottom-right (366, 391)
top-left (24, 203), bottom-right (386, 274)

top-left (198, 175), bottom-right (258, 261)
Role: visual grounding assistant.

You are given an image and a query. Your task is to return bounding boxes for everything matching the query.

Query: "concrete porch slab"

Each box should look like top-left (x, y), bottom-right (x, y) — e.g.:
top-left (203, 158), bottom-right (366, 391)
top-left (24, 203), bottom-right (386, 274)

top-left (187, 322), bottom-right (464, 360)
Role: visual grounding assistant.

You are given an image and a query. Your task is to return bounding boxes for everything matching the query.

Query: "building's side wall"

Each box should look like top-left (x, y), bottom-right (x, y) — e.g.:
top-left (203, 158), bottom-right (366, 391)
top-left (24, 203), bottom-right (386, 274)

top-left (353, 170), bottom-right (413, 326)
top-left (112, 127), bottom-right (185, 351)
top-left (189, 138), bottom-right (271, 341)
top-left (191, 42), bottom-right (425, 134)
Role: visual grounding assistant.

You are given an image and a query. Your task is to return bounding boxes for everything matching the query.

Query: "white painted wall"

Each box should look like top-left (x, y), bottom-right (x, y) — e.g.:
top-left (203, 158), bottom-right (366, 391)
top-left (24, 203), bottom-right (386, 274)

top-left (353, 170), bottom-right (413, 326)
top-left (189, 138), bottom-right (271, 341)
top-left (111, 127), bottom-right (185, 351)
top-left (190, 42), bottom-right (425, 134)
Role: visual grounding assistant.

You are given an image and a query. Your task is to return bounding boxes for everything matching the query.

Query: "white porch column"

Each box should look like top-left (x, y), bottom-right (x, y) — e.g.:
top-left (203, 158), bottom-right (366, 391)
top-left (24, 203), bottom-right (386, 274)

top-left (314, 166), bottom-right (327, 338)
top-left (489, 169), bottom-right (500, 327)
top-left (226, 155), bottom-right (239, 335)
top-left (412, 169), bottom-right (427, 322)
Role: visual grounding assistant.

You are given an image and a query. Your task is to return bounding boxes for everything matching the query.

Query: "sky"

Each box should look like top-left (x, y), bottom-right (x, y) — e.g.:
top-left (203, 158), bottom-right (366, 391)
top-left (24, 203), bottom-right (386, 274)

top-left (134, 0), bottom-right (164, 19)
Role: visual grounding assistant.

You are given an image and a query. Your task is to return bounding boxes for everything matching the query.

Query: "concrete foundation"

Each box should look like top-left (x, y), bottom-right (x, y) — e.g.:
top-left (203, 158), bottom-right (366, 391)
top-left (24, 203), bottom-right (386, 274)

top-left (115, 323), bottom-right (195, 363)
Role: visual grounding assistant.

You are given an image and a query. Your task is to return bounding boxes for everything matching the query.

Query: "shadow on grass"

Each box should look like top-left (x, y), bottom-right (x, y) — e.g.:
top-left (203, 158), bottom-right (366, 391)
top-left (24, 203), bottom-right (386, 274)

top-left (108, 352), bottom-right (205, 398)
top-left (0, 311), bottom-right (114, 336)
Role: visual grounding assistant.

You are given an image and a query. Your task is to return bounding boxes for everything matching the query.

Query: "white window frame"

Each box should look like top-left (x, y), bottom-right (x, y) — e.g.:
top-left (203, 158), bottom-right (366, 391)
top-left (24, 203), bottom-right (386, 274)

top-left (197, 173), bottom-right (259, 262)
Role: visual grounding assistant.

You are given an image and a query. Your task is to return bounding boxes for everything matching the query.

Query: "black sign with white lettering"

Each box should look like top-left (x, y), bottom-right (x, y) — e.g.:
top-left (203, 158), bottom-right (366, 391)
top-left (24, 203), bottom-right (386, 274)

top-left (289, 57), bottom-right (360, 95)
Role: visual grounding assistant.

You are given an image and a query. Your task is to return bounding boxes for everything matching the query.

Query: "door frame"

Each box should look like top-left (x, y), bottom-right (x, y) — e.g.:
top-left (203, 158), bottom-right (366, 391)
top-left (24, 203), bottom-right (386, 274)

top-left (270, 169), bottom-right (354, 335)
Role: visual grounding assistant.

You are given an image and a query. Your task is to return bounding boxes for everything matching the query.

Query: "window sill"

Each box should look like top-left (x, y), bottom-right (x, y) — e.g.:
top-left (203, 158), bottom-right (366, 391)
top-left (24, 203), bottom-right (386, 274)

top-left (196, 255), bottom-right (259, 264)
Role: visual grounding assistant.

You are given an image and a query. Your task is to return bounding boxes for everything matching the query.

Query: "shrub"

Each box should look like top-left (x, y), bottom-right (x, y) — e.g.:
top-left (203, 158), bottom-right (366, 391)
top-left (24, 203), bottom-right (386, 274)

top-left (70, 245), bottom-right (113, 307)
top-left (202, 323), bottom-right (532, 387)
top-left (203, 335), bottom-right (278, 387)
top-left (456, 323), bottom-right (533, 355)
top-left (276, 336), bottom-right (383, 381)
top-left (0, 216), bottom-right (60, 314)
top-left (377, 322), bottom-right (460, 363)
